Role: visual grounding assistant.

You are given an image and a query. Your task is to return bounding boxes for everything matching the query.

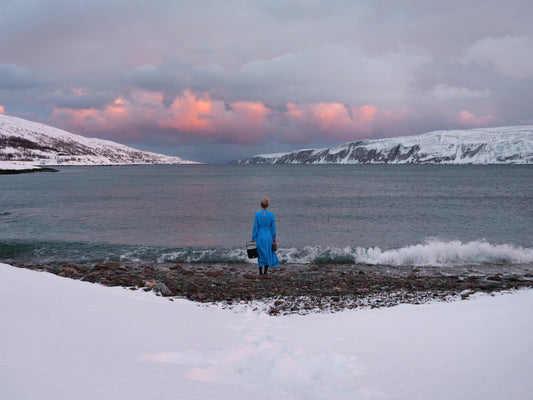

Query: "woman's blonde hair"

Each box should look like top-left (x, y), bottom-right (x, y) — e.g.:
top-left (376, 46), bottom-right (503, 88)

top-left (261, 198), bottom-right (269, 208)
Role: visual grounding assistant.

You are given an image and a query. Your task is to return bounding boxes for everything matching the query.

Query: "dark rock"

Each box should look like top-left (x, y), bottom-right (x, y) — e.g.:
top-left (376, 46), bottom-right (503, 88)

top-left (58, 266), bottom-right (79, 276)
top-left (94, 262), bottom-right (120, 271)
top-left (192, 293), bottom-right (208, 301)
top-left (144, 280), bottom-right (157, 288)
top-left (153, 282), bottom-right (173, 296)
top-left (268, 307), bottom-right (280, 316)
top-left (205, 270), bottom-right (224, 278)
top-left (243, 273), bottom-right (261, 279)
top-left (501, 276), bottom-right (520, 282)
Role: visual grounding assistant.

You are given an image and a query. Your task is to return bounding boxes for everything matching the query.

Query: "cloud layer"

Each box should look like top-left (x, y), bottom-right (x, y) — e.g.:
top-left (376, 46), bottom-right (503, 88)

top-left (1, 0), bottom-right (532, 162)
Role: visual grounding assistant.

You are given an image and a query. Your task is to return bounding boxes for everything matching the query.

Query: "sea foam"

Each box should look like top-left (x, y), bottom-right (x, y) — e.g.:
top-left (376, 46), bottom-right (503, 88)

top-left (150, 239), bottom-right (533, 267)
top-left (281, 239), bottom-right (533, 266)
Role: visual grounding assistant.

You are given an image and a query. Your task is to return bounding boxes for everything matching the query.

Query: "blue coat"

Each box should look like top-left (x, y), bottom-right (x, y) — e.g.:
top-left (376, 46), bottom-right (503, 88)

top-left (252, 209), bottom-right (279, 268)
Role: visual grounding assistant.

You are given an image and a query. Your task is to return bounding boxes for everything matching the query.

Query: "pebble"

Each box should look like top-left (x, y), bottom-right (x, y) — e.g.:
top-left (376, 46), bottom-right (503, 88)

top-left (12, 262), bottom-right (533, 315)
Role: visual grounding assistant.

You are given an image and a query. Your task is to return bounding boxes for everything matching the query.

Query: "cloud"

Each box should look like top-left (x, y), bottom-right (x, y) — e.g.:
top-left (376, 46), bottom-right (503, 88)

top-left (2, 1), bottom-right (533, 162)
top-left (45, 88), bottom-right (116, 110)
top-left (0, 64), bottom-right (43, 89)
top-left (50, 90), bottom-right (275, 145)
top-left (0, 105), bottom-right (5, 114)
top-left (428, 85), bottom-right (491, 100)
top-left (462, 36), bottom-right (533, 79)
top-left (123, 43), bottom-right (430, 107)
top-left (52, 97), bottom-right (129, 136)
top-left (283, 102), bottom-right (378, 143)
top-left (456, 110), bottom-right (495, 127)
top-left (49, 88), bottom-right (415, 148)
top-left (230, 44), bottom-right (431, 105)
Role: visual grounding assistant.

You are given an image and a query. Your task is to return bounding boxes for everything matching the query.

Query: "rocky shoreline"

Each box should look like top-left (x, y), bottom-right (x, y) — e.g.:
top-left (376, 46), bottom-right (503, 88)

top-left (0, 167), bottom-right (59, 174)
top-left (10, 262), bottom-right (533, 315)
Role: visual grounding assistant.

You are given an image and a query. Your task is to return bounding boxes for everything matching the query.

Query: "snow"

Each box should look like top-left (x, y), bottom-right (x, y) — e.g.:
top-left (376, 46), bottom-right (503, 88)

top-left (1, 263), bottom-right (532, 400)
top-left (253, 152), bottom-right (292, 158)
top-left (246, 125), bottom-right (533, 164)
top-left (0, 114), bottom-right (198, 165)
top-left (0, 161), bottom-right (40, 171)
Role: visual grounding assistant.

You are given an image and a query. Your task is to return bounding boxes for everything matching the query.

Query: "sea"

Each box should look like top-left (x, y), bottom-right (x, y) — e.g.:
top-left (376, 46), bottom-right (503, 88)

top-left (1, 164), bottom-right (533, 268)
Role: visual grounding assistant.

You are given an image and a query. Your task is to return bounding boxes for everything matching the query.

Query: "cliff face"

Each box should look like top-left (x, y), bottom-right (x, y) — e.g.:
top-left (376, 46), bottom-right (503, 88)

top-left (234, 126), bottom-right (533, 165)
top-left (0, 114), bottom-right (197, 165)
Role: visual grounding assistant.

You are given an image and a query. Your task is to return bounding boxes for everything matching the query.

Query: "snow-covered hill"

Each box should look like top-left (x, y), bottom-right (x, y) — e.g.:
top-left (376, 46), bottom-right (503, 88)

top-left (0, 114), bottom-right (197, 166)
top-left (235, 126), bottom-right (533, 164)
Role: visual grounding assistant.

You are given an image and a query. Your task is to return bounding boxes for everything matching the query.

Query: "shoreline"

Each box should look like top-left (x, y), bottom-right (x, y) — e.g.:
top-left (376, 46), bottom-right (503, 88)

top-left (0, 167), bottom-right (59, 174)
top-left (0, 160), bottom-right (59, 174)
top-left (9, 261), bottom-right (533, 315)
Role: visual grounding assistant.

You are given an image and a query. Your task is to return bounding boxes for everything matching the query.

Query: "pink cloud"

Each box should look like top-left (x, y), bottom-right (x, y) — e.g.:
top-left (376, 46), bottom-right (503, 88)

top-left (48, 89), bottom-right (428, 148)
top-left (284, 102), bottom-right (379, 143)
top-left (0, 105), bottom-right (5, 114)
top-left (286, 103), bottom-right (377, 129)
top-left (53, 97), bottom-right (128, 131)
top-left (50, 90), bottom-right (275, 144)
top-left (162, 91), bottom-right (215, 133)
top-left (457, 110), bottom-right (495, 127)
top-left (157, 92), bottom-right (274, 143)
top-left (72, 87), bottom-right (89, 96)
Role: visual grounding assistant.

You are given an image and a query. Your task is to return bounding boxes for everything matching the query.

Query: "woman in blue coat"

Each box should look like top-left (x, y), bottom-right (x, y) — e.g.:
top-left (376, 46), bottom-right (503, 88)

top-left (251, 198), bottom-right (279, 275)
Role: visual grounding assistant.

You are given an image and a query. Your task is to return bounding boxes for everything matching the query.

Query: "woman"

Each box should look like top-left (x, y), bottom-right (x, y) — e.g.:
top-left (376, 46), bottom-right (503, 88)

top-left (251, 198), bottom-right (279, 275)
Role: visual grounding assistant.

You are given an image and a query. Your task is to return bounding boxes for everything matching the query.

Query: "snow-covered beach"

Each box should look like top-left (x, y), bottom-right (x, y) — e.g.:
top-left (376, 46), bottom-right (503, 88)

top-left (2, 263), bottom-right (532, 400)
top-left (0, 161), bottom-right (57, 174)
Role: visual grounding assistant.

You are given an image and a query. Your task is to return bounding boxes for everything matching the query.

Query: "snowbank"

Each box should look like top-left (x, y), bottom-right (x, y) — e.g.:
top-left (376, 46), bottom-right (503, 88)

top-left (0, 161), bottom-right (40, 171)
top-left (1, 263), bottom-right (532, 400)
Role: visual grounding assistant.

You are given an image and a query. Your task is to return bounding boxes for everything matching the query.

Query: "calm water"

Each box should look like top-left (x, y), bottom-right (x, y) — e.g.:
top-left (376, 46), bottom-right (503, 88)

top-left (1, 164), bottom-right (532, 266)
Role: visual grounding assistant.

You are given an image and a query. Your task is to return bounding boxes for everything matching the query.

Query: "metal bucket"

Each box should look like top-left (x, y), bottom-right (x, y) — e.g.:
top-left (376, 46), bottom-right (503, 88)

top-left (246, 241), bottom-right (258, 258)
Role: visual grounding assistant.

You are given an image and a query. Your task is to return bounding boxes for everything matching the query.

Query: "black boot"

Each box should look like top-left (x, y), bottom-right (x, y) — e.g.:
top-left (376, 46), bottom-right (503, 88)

top-left (264, 266), bottom-right (269, 275)
top-left (258, 267), bottom-right (263, 275)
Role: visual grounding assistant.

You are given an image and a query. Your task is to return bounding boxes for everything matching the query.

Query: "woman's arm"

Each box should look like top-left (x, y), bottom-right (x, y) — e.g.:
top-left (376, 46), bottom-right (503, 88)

top-left (271, 213), bottom-right (277, 240)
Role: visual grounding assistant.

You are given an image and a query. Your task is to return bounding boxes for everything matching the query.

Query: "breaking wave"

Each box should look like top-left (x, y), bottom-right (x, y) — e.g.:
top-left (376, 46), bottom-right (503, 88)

top-left (155, 239), bottom-right (533, 267)
top-left (285, 239), bottom-right (533, 266)
top-left (2, 239), bottom-right (533, 267)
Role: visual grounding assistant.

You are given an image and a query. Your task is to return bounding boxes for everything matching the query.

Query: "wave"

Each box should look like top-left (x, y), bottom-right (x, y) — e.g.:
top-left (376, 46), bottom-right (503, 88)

top-left (299, 239), bottom-right (533, 266)
top-left (155, 239), bottom-right (533, 267)
top-left (2, 239), bottom-right (533, 267)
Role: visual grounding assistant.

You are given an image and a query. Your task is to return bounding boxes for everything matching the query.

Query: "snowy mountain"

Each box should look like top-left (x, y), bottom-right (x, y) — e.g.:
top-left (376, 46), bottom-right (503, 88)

top-left (234, 126), bottom-right (533, 164)
top-left (0, 114), bottom-right (197, 166)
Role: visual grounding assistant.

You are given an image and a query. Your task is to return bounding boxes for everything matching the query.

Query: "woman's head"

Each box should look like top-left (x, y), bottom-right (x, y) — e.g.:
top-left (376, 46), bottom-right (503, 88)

top-left (261, 198), bottom-right (269, 208)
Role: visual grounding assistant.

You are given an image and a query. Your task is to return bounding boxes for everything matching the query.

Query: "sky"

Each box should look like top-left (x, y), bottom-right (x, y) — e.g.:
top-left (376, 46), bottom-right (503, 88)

top-left (1, 0), bottom-right (532, 163)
